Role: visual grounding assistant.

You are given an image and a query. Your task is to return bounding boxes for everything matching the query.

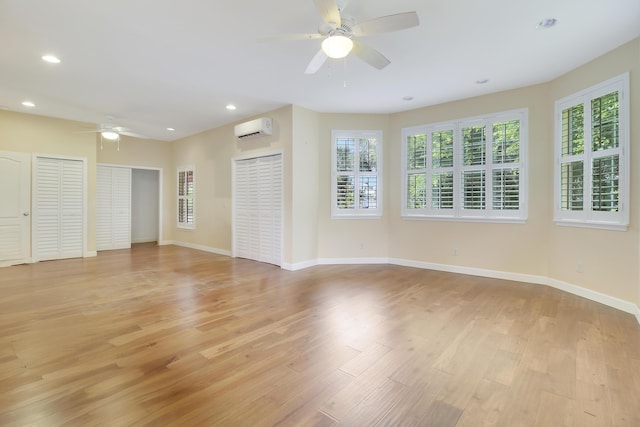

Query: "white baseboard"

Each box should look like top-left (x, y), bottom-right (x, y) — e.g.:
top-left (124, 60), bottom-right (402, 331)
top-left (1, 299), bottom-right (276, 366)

top-left (85, 251), bottom-right (97, 258)
top-left (545, 277), bottom-right (638, 317)
top-left (170, 240), bottom-right (231, 257)
top-left (317, 257), bottom-right (391, 266)
top-left (282, 259), bottom-right (319, 271)
top-left (389, 258), bottom-right (549, 286)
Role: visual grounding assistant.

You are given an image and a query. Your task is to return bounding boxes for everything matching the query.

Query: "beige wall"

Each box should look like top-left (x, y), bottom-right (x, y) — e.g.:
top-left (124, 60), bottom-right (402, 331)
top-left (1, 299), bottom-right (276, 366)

top-left (387, 85), bottom-right (551, 276)
top-left (170, 106), bottom-right (293, 259)
top-left (316, 113), bottom-right (391, 260)
top-left (290, 105), bottom-right (320, 264)
top-left (0, 110), bottom-right (98, 252)
top-left (547, 38), bottom-right (640, 303)
top-left (313, 38), bottom-right (639, 306)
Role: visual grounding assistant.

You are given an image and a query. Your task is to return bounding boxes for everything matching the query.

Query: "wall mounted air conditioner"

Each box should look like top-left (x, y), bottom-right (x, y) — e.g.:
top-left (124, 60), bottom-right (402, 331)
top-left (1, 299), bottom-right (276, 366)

top-left (234, 118), bottom-right (273, 140)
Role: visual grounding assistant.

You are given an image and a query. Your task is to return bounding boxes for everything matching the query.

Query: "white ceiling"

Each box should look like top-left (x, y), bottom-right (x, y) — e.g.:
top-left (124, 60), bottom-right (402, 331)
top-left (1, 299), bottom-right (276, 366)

top-left (1, 0), bottom-right (639, 141)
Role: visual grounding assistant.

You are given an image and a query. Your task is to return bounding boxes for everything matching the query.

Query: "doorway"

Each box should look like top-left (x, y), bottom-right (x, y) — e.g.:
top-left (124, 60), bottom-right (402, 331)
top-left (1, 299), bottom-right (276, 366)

top-left (131, 168), bottom-right (160, 244)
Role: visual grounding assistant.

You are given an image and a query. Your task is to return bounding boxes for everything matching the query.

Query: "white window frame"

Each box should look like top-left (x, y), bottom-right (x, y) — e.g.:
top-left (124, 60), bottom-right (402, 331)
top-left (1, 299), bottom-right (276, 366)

top-left (553, 73), bottom-right (629, 231)
top-left (331, 130), bottom-right (383, 219)
top-left (401, 109), bottom-right (528, 222)
top-left (177, 166), bottom-right (195, 229)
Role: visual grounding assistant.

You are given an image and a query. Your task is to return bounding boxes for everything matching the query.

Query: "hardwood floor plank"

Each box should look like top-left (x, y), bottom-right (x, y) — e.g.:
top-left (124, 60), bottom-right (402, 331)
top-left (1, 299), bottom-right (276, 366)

top-left (0, 244), bottom-right (638, 426)
top-left (534, 391), bottom-right (574, 427)
top-left (375, 368), bottom-right (450, 427)
top-left (416, 400), bottom-right (463, 427)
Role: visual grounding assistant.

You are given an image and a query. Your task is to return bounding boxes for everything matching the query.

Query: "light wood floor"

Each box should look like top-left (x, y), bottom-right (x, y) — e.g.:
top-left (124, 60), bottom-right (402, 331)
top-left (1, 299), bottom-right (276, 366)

top-left (1, 244), bottom-right (639, 426)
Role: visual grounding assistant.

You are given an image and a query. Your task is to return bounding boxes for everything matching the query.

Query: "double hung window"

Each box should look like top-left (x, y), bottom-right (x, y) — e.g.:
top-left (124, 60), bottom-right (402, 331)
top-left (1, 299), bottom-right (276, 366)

top-left (177, 166), bottom-right (195, 228)
top-left (554, 73), bottom-right (629, 230)
top-left (402, 109), bottom-right (527, 221)
top-left (332, 130), bottom-right (383, 218)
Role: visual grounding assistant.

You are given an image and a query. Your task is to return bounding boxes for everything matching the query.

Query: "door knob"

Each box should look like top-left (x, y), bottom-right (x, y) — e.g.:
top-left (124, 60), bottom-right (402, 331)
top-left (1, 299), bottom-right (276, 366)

top-left (23, 212), bottom-right (30, 216)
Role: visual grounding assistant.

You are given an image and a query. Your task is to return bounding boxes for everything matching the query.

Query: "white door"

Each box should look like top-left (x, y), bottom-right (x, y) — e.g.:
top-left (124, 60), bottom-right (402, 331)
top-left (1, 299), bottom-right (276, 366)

top-left (233, 154), bottom-right (282, 266)
top-left (96, 165), bottom-right (131, 251)
top-left (0, 151), bottom-right (31, 266)
top-left (33, 156), bottom-right (85, 261)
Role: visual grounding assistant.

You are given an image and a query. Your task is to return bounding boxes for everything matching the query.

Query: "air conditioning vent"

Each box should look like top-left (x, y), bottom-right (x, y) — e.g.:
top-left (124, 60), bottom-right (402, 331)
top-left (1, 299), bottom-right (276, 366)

top-left (234, 118), bottom-right (273, 140)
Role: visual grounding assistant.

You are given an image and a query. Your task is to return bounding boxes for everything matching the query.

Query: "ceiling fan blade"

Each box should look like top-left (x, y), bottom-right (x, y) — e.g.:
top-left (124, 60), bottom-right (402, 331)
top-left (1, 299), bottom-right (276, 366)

top-left (351, 12), bottom-right (419, 36)
top-left (258, 33), bottom-right (324, 43)
top-left (313, 0), bottom-right (341, 28)
top-left (304, 49), bottom-right (328, 74)
top-left (351, 40), bottom-right (390, 70)
top-left (112, 126), bottom-right (132, 132)
top-left (118, 130), bottom-right (148, 139)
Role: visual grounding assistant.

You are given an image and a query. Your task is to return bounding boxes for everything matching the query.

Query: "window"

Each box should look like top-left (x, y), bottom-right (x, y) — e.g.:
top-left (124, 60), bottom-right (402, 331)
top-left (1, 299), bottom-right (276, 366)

top-left (402, 109), bottom-right (527, 222)
top-left (554, 73), bottom-right (629, 230)
top-left (177, 166), bottom-right (195, 228)
top-left (332, 130), bottom-right (383, 218)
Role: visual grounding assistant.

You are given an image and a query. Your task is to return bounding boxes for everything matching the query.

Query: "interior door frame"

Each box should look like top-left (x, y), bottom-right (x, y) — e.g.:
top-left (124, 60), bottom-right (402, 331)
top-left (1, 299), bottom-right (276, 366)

top-left (98, 163), bottom-right (164, 246)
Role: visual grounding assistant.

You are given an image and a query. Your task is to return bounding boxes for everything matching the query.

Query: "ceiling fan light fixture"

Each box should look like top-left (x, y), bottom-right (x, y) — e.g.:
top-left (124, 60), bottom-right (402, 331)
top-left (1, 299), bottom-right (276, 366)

top-left (101, 131), bottom-right (119, 140)
top-left (322, 35), bottom-right (353, 59)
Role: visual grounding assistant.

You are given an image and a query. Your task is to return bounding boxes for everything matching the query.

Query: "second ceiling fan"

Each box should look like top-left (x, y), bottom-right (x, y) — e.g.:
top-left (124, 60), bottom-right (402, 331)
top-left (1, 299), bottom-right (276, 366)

top-left (263, 0), bottom-right (420, 74)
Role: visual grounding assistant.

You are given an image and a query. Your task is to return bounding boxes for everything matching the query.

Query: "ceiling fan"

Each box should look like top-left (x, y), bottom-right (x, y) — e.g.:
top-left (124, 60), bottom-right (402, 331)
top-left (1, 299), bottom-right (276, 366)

top-left (78, 115), bottom-right (147, 149)
top-left (261, 0), bottom-right (419, 74)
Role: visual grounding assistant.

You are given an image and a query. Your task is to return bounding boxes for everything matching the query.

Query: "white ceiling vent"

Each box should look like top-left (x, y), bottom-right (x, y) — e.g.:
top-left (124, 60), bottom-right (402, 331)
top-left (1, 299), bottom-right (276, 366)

top-left (234, 118), bottom-right (273, 140)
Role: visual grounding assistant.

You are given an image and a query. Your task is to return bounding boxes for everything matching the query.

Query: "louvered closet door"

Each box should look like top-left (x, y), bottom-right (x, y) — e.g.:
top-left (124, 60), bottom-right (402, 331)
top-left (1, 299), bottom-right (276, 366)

top-left (96, 165), bottom-right (131, 251)
top-left (233, 154), bottom-right (282, 266)
top-left (34, 157), bottom-right (84, 261)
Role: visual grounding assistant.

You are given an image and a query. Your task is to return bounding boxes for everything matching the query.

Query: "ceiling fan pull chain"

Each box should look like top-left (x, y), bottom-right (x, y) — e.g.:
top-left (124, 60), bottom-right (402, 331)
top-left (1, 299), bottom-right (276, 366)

top-left (343, 57), bottom-right (348, 88)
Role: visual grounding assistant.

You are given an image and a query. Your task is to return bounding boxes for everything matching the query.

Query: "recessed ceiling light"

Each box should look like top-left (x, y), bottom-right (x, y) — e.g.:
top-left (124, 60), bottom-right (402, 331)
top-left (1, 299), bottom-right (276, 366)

top-left (536, 18), bottom-right (557, 29)
top-left (42, 55), bottom-right (61, 64)
top-left (402, 96), bottom-right (414, 101)
top-left (226, 104), bottom-right (237, 110)
top-left (476, 79), bottom-right (489, 85)
top-left (167, 127), bottom-right (175, 131)
top-left (22, 101), bottom-right (35, 107)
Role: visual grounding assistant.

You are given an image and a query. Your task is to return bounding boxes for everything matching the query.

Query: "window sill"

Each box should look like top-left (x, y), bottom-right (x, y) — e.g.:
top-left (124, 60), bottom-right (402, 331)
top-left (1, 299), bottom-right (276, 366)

top-left (554, 219), bottom-right (627, 232)
top-left (331, 214), bottom-right (382, 220)
top-left (402, 214), bottom-right (526, 224)
top-left (177, 224), bottom-right (196, 230)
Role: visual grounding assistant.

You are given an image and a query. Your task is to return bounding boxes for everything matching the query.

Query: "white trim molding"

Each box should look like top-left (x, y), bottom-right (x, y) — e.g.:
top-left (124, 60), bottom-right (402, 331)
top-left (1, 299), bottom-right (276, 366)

top-left (282, 259), bottom-right (319, 271)
top-left (168, 240), bottom-right (231, 257)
